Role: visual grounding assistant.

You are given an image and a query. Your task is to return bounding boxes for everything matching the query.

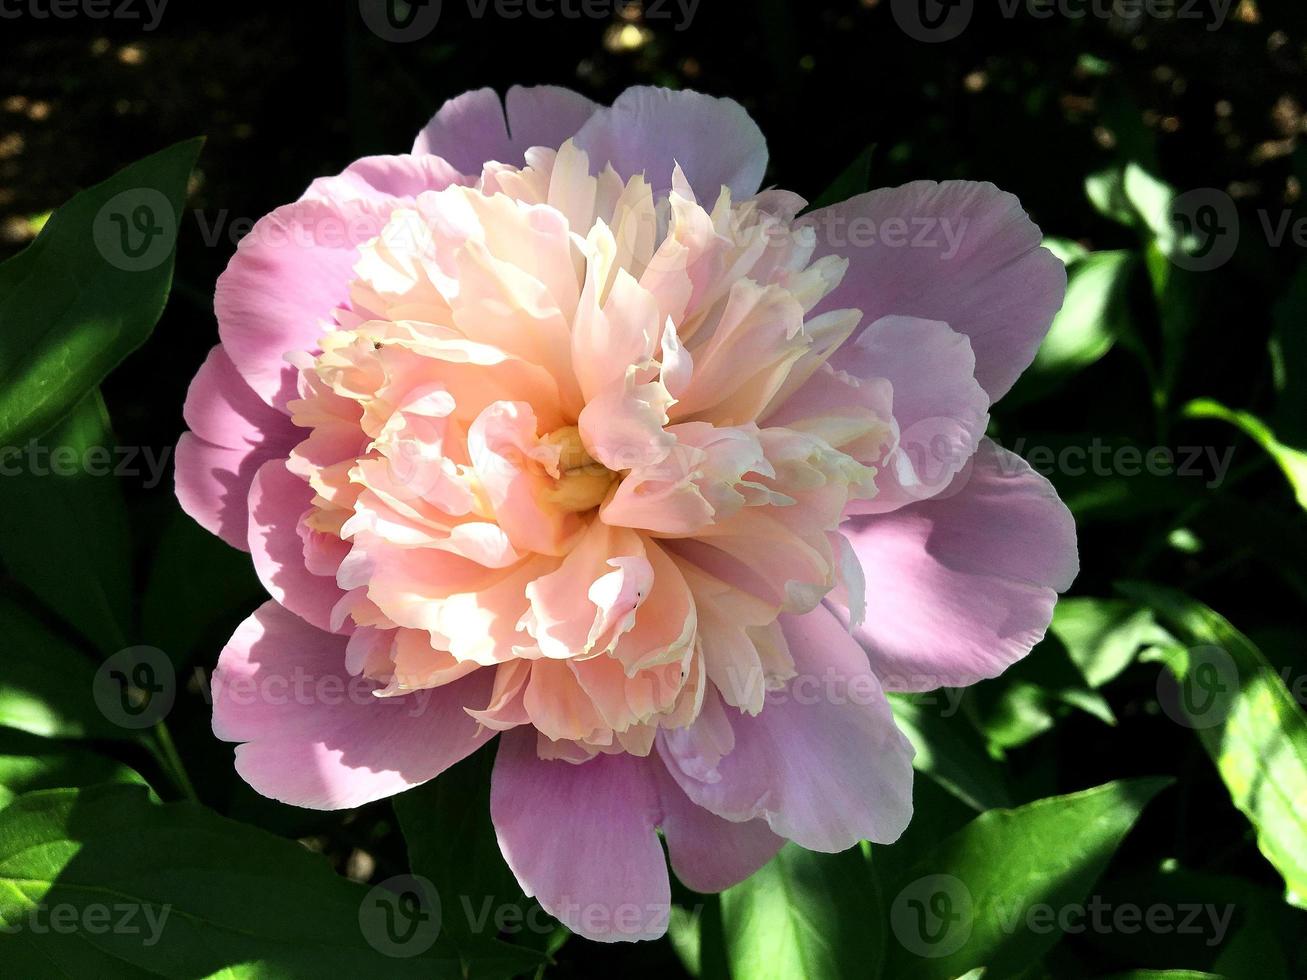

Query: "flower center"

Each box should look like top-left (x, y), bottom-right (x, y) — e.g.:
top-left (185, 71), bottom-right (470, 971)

top-left (541, 425), bottom-right (617, 513)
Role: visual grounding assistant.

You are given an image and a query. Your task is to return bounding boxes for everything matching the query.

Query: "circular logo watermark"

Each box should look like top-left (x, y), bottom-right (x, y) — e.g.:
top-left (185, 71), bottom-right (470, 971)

top-left (359, 874), bottom-right (442, 958)
top-left (895, 417), bottom-right (975, 503)
top-left (1166, 188), bottom-right (1238, 272)
top-left (890, 0), bottom-right (974, 43)
top-left (358, 0), bottom-right (443, 42)
top-left (92, 646), bottom-right (176, 730)
top-left (890, 873), bottom-right (974, 958)
top-left (1157, 644), bottom-right (1239, 730)
top-left (93, 188), bottom-right (177, 273)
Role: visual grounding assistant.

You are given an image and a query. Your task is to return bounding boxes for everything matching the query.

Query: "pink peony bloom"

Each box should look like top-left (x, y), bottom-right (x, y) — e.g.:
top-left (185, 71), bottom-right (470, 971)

top-left (177, 85), bottom-right (1077, 942)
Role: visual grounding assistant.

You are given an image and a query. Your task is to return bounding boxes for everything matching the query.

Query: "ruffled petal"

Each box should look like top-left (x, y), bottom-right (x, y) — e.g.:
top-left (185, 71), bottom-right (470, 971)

top-left (248, 459), bottom-right (347, 633)
top-left (651, 752), bottom-right (783, 893)
top-left (212, 601), bottom-right (493, 809)
top-left (804, 180), bottom-right (1066, 400)
top-left (412, 85), bottom-right (599, 173)
top-left (842, 438), bottom-right (1079, 691)
top-left (490, 729), bottom-right (669, 942)
top-left (572, 87), bottom-right (767, 202)
top-left (845, 315), bottom-right (989, 514)
top-left (175, 346), bottom-right (300, 550)
top-left (660, 603), bottom-right (914, 852)
top-left (215, 197), bottom-right (400, 409)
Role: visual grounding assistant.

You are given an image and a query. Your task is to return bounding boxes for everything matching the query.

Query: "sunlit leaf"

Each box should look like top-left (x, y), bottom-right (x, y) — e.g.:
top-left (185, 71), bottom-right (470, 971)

top-left (0, 597), bottom-right (126, 741)
top-left (0, 729), bottom-right (146, 809)
top-left (0, 390), bottom-right (130, 650)
top-left (1049, 597), bottom-right (1172, 689)
top-left (1120, 582), bottom-right (1307, 909)
top-left (721, 843), bottom-right (882, 980)
top-left (0, 138), bottom-right (202, 447)
top-left (1183, 398), bottom-right (1307, 510)
top-left (881, 778), bottom-right (1170, 980)
top-left (0, 784), bottom-right (466, 976)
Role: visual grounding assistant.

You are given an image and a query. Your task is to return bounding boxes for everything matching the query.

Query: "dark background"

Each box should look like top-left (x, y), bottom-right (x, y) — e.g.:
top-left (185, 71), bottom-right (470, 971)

top-left (2, 1), bottom-right (1305, 976)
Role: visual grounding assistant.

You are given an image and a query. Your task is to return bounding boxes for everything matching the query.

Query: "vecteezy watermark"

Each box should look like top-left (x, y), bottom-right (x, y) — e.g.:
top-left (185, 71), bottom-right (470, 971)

top-left (891, 0), bottom-right (1231, 43)
top-left (1164, 187), bottom-right (1307, 272)
top-left (1005, 438), bottom-right (1237, 489)
top-left (93, 646), bottom-right (176, 730)
top-left (0, 441), bottom-right (171, 489)
top-left (0, 0), bottom-right (168, 30)
top-left (891, 874), bottom-right (975, 958)
top-left (202, 664), bottom-right (443, 718)
top-left (93, 187), bottom-right (177, 272)
top-left (358, 0), bottom-right (698, 42)
top-left (360, 875), bottom-right (443, 958)
top-left (0, 901), bottom-right (172, 944)
top-left (892, 874), bottom-right (1236, 958)
top-left (1156, 644), bottom-right (1240, 730)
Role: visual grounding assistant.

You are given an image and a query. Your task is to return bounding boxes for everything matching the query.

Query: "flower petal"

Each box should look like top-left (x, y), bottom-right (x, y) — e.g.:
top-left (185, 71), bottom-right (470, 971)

top-left (842, 438), bottom-right (1079, 691)
top-left (412, 85), bottom-right (599, 173)
top-left (660, 604), bottom-right (915, 852)
top-left (651, 752), bottom-right (783, 894)
top-left (212, 601), bottom-right (493, 809)
top-left (572, 87), bottom-right (767, 202)
top-left (805, 180), bottom-right (1066, 400)
top-left (175, 346), bottom-right (300, 550)
top-left (215, 197), bottom-right (397, 409)
top-left (490, 729), bottom-right (669, 942)
top-left (847, 315), bottom-right (989, 514)
top-left (248, 458), bottom-right (347, 633)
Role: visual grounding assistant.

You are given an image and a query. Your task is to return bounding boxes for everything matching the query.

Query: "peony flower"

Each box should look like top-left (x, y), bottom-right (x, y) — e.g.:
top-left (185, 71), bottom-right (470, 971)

top-left (176, 85), bottom-right (1076, 942)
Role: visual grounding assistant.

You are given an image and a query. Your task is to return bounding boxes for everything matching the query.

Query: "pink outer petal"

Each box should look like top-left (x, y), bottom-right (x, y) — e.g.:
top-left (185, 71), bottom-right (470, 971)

top-left (847, 315), bottom-right (989, 515)
top-left (650, 753), bottom-right (783, 894)
top-left (491, 729), bottom-right (670, 942)
top-left (571, 86), bottom-right (768, 202)
top-left (175, 346), bottom-right (300, 551)
top-left (412, 85), bottom-right (600, 173)
top-left (214, 196), bottom-right (397, 410)
top-left (248, 459), bottom-right (346, 633)
top-left (842, 438), bottom-right (1079, 692)
top-left (300, 153), bottom-right (468, 202)
top-left (213, 601), bottom-right (494, 809)
top-left (804, 180), bottom-right (1067, 401)
top-left (660, 604), bottom-right (915, 852)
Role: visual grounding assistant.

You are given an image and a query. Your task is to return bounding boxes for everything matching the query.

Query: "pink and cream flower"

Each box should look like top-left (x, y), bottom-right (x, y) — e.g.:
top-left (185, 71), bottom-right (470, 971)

top-left (177, 85), bottom-right (1076, 942)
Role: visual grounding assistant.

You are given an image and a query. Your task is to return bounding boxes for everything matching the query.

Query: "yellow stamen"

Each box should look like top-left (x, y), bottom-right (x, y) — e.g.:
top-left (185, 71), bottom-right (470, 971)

top-left (541, 426), bottom-right (617, 513)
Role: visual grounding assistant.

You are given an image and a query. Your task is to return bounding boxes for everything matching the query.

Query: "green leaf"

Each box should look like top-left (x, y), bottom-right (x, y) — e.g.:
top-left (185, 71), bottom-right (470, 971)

top-left (890, 694), bottom-right (1012, 811)
top-left (0, 784), bottom-right (466, 977)
top-left (1270, 260), bottom-right (1307, 446)
top-left (1099, 973), bottom-right (1222, 979)
top-left (1049, 598), bottom-right (1172, 689)
top-left (882, 778), bottom-right (1170, 980)
top-left (141, 509), bottom-right (264, 668)
top-left (0, 597), bottom-right (127, 740)
top-left (1183, 398), bottom-right (1307, 510)
top-left (0, 138), bottom-right (202, 447)
top-left (0, 730), bottom-right (147, 808)
top-left (1086, 167), bottom-right (1138, 228)
top-left (1118, 582), bottom-right (1307, 909)
top-left (808, 145), bottom-right (874, 211)
top-left (394, 743), bottom-right (549, 975)
top-left (1041, 237), bottom-right (1089, 266)
top-left (720, 843), bottom-right (882, 980)
top-left (1122, 163), bottom-right (1178, 245)
top-left (0, 390), bottom-right (130, 650)
top-left (668, 894), bottom-right (729, 980)
top-left (964, 637), bottom-right (1116, 752)
top-left (1006, 250), bottom-right (1135, 406)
